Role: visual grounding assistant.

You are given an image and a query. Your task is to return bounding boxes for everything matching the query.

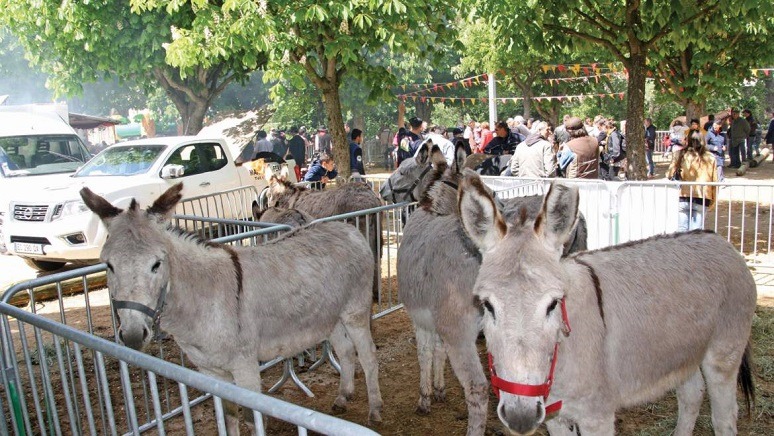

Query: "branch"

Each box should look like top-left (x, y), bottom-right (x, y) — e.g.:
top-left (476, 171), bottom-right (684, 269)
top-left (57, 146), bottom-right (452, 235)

top-left (213, 71), bottom-right (235, 96)
top-left (645, 2), bottom-right (719, 47)
top-left (544, 23), bottom-right (627, 64)
top-left (158, 67), bottom-right (204, 104)
top-left (580, 0), bottom-right (624, 33)
top-left (573, 8), bottom-right (620, 44)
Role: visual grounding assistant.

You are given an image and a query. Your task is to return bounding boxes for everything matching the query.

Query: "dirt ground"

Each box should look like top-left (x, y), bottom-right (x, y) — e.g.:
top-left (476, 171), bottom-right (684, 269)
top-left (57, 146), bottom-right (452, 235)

top-left (6, 154), bottom-right (774, 435)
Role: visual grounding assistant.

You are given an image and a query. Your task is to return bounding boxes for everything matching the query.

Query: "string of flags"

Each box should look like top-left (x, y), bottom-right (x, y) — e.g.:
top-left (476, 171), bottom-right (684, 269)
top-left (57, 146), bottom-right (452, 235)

top-left (751, 68), bottom-right (773, 76)
top-left (400, 92), bottom-right (627, 106)
top-left (399, 72), bottom-right (626, 97)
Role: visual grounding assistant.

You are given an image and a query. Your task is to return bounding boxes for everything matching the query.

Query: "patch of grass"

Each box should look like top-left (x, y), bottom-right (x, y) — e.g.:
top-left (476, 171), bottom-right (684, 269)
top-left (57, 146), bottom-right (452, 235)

top-left (25, 340), bottom-right (63, 367)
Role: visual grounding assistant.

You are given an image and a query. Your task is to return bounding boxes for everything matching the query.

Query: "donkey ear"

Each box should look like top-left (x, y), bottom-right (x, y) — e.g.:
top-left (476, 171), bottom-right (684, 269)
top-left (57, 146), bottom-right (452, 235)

top-left (80, 187), bottom-right (123, 225)
top-left (147, 183), bottom-right (184, 220)
top-left (429, 144), bottom-right (446, 168)
top-left (458, 169), bottom-right (506, 252)
top-left (452, 142), bottom-right (467, 174)
top-left (534, 182), bottom-right (579, 257)
top-left (415, 140), bottom-right (432, 165)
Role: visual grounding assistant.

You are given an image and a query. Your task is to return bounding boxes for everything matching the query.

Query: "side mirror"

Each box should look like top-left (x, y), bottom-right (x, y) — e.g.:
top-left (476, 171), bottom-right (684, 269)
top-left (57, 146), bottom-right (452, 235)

top-left (161, 164), bottom-right (185, 179)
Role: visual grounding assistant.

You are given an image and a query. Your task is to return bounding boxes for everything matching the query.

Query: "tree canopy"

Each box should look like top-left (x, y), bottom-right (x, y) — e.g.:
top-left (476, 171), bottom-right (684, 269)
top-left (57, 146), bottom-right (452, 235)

top-left (1, 0), bottom-right (262, 133)
top-left (143, 0), bottom-right (460, 178)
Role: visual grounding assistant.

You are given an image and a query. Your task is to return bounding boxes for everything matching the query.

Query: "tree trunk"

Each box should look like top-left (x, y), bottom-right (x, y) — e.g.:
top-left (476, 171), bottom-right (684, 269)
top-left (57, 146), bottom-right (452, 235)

top-left (321, 85), bottom-right (351, 180)
top-left (415, 99), bottom-right (432, 124)
top-left (624, 53), bottom-right (648, 181)
top-left (521, 96), bottom-right (532, 120)
top-left (685, 100), bottom-right (706, 125)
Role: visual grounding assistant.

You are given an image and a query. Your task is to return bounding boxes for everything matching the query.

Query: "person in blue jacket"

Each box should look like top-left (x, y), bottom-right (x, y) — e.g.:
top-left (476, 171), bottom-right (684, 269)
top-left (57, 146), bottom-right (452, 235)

top-left (303, 152), bottom-right (338, 189)
top-left (349, 128), bottom-right (366, 176)
top-left (705, 119), bottom-right (727, 181)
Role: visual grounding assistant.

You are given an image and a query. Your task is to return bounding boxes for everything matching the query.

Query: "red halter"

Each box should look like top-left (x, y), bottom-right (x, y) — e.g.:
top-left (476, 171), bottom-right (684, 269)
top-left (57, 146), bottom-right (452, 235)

top-left (487, 297), bottom-right (570, 416)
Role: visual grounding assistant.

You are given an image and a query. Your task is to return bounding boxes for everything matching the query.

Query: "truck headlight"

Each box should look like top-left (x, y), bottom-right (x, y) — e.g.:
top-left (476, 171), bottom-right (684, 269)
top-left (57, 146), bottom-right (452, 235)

top-left (52, 200), bottom-right (90, 220)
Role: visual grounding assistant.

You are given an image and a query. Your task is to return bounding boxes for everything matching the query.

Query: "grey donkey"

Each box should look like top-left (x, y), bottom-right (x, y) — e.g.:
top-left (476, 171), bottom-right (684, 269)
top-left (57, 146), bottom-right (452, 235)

top-left (80, 183), bottom-right (383, 435)
top-left (382, 141), bottom-right (586, 436)
top-left (254, 206), bottom-right (312, 228)
top-left (262, 177), bottom-right (383, 298)
top-left (459, 173), bottom-right (756, 435)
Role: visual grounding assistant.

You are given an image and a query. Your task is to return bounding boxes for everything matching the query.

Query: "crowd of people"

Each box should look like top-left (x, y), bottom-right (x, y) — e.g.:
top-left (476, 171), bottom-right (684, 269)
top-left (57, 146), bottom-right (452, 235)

top-left (243, 123), bottom-right (368, 188)
top-left (391, 113), bottom-right (629, 181)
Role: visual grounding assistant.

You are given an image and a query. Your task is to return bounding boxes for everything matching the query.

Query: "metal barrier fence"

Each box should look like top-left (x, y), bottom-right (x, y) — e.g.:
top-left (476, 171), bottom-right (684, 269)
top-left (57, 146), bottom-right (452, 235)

top-left (0, 196), bottom-right (412, 435)
top-left (0, 301), bottom-right (377, 436)
top-left (463, 176), bottom-right (774, 266)
top-left (0, 223), bottom-right (372, 434)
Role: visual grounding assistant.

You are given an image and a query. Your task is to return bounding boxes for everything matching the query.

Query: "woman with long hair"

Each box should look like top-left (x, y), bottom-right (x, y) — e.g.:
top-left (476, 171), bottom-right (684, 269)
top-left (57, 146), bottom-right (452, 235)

top-left (667, 130), bottom-right (718, 231)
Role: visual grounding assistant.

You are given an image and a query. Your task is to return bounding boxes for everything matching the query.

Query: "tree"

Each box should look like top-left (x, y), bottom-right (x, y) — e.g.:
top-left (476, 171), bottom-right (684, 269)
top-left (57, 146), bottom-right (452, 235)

top-left (146, 0), bottom-right (460, 178)
top-left (480, 0), bottom-right (729, 180)
top-left (1, 0), bottom-right (263, 134)
top-left (651, 6), bottom-right (774, 121)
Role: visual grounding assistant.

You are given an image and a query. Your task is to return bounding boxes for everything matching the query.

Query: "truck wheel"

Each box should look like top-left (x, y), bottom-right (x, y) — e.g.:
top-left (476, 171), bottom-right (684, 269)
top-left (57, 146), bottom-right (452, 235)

top-left (23, 258), bottom-right (66, 272)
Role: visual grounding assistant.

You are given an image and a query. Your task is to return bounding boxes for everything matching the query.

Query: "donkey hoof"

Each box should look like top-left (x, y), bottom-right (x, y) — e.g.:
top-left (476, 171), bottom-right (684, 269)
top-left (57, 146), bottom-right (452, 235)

top-left (368, 410), bottom-right (383, 425)
top-left (331, 400), bottom-right (348, 415)
top-left (433, 388), bottom-right (446, 403)
top-left (415, 404), bottom-right (431, 416)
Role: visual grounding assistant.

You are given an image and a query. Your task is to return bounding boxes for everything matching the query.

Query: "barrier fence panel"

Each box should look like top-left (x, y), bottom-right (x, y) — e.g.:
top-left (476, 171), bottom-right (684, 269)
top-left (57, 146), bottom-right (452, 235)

top-left (0, 302), bottom-right (378, 436)
top-left (478, 175), bottom-right (774, 266)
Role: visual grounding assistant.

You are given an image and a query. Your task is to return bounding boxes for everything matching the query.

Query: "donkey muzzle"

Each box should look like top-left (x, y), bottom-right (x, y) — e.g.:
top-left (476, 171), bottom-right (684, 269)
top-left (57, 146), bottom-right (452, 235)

top-left (118, 324), bottom-right (151, 350)
top-left (498, 399), bottom-right (545, 435)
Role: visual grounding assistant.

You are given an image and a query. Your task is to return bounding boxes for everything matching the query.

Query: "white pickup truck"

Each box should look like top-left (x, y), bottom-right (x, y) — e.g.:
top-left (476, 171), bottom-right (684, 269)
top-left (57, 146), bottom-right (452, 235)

top-left (3, 135), bottom-right (296, 271)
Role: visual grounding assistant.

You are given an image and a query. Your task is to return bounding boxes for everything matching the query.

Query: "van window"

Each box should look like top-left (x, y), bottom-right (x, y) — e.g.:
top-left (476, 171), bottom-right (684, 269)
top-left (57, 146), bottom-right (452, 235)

top-left (0, 135), bottom-right (90, 177)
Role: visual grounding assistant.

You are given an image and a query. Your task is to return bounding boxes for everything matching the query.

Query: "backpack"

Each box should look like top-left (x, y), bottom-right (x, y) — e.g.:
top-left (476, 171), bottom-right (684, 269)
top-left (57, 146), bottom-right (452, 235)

top-left (397, 135), bottom-right (424, 165)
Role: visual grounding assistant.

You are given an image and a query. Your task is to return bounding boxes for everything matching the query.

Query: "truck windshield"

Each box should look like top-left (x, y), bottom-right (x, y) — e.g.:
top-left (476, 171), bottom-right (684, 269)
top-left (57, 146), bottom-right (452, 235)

top-left (0, 135), bottom-right (91, 177)
top-left (75, 144), bottom-right (166, 177)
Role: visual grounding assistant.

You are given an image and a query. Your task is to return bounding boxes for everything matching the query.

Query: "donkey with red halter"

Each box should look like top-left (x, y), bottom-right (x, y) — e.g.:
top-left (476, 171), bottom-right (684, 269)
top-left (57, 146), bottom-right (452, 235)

top-left (458, 173), bottom-right (756, 435)
top-left (81, 183), bottom-right (383, 435)
top-left (383, 141), bottom-right (586, 436)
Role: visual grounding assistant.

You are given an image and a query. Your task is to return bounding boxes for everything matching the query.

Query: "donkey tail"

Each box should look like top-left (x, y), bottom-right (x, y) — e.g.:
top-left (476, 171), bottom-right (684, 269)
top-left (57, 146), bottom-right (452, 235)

top-left (737, 341), bottom-right (755, 417)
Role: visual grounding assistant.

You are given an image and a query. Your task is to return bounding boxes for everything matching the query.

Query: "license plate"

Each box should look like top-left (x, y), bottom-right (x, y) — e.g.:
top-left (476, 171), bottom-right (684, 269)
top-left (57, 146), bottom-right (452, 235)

top-left (14, 242), bottom-right (44, 255)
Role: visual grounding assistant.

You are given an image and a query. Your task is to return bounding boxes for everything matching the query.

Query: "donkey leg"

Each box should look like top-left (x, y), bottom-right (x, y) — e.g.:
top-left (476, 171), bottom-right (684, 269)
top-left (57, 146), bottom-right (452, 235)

top-left (574, 413), bottom-right (615, 436)
top-left (444, 339), bottom-right (488, 436)
top-left (200, 368), bottom-right (241, 436)
top-left (674, 369), bottom-right (705, 436)
top-left (328, 322), bottom-right (356, 412)
top-left (431, 333), bottom-right (447, 403)
top-left (702, 356), bottom-right (741, 435)
top-left (414, 325), bottom-right (435, 415)
top-left (342, 315), bottom-right (383, 425)
top-left (231, 362), bottom-right (265, 436)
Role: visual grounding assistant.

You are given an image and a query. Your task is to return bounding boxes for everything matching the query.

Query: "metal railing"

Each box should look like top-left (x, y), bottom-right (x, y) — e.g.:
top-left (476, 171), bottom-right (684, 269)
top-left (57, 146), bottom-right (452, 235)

top-left (0, 301), bottom-right (377, 436)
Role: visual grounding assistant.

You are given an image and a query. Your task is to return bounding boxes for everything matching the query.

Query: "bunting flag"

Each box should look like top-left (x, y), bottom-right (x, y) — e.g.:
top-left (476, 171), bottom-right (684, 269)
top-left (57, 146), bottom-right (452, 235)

top-left (401, 92), bottom-right (628, 104)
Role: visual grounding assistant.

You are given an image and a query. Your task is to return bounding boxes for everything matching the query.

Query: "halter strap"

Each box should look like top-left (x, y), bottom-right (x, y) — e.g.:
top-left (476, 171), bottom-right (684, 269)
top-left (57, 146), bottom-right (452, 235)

top-left (112, 282), bottom-right (169, 337)
top-left (487, 297), bottom-right (570, 416)
top-left (389, 164), bottom-right (433, 203)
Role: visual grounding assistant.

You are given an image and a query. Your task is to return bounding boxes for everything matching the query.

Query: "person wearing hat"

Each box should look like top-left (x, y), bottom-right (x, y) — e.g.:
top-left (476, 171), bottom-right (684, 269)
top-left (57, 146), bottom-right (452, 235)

top-left (727, 108), bottom-right (750, 169)
top-left (316, 126), bottom-right (332, 155)
top-left (557, 117), bottom-right (600, 179)
top-left (451, 126), bottom-right (471, 155)
top-left (286, 126), bottom-right (306, 180)
top-left (705, 119), bottom-right (727, 181)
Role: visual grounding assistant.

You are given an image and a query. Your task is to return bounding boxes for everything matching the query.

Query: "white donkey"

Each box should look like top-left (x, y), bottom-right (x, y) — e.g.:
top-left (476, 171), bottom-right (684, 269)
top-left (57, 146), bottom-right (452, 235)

top-left (458, 172), bottom-right (756, 435)
top-left (80, 183), bottom-right (382, 435)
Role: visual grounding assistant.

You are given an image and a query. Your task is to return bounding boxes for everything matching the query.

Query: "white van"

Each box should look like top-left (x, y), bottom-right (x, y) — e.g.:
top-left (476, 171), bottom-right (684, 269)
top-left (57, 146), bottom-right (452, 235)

top-left (0, 104), bottom-right (92, 262)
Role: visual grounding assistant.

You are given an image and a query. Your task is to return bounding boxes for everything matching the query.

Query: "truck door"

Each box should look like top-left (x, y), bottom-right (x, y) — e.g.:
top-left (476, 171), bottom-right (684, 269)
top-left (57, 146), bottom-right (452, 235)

top-left (162, 142), bottom-right (241, 219)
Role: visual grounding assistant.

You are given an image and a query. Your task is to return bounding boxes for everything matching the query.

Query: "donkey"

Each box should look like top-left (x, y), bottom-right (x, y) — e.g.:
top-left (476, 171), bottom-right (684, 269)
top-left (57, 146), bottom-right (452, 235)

top-left (80, 183), bottom-right (383, 435)
top-left (458, 173), bottom-right (756, 435)
top-left (262, 177), bottom-right (383, 298)
top-left (383, 142), bottom-right (586, 436)
top-left (254, 206), bottom-right (312, 228)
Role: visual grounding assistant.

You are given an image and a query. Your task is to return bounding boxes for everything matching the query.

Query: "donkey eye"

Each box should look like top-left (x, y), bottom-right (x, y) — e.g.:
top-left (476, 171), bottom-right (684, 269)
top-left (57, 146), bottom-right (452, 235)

top-left (151, 261), bottom-right (161, 273)
top-left (546, 299), bottom-right (559, 316)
